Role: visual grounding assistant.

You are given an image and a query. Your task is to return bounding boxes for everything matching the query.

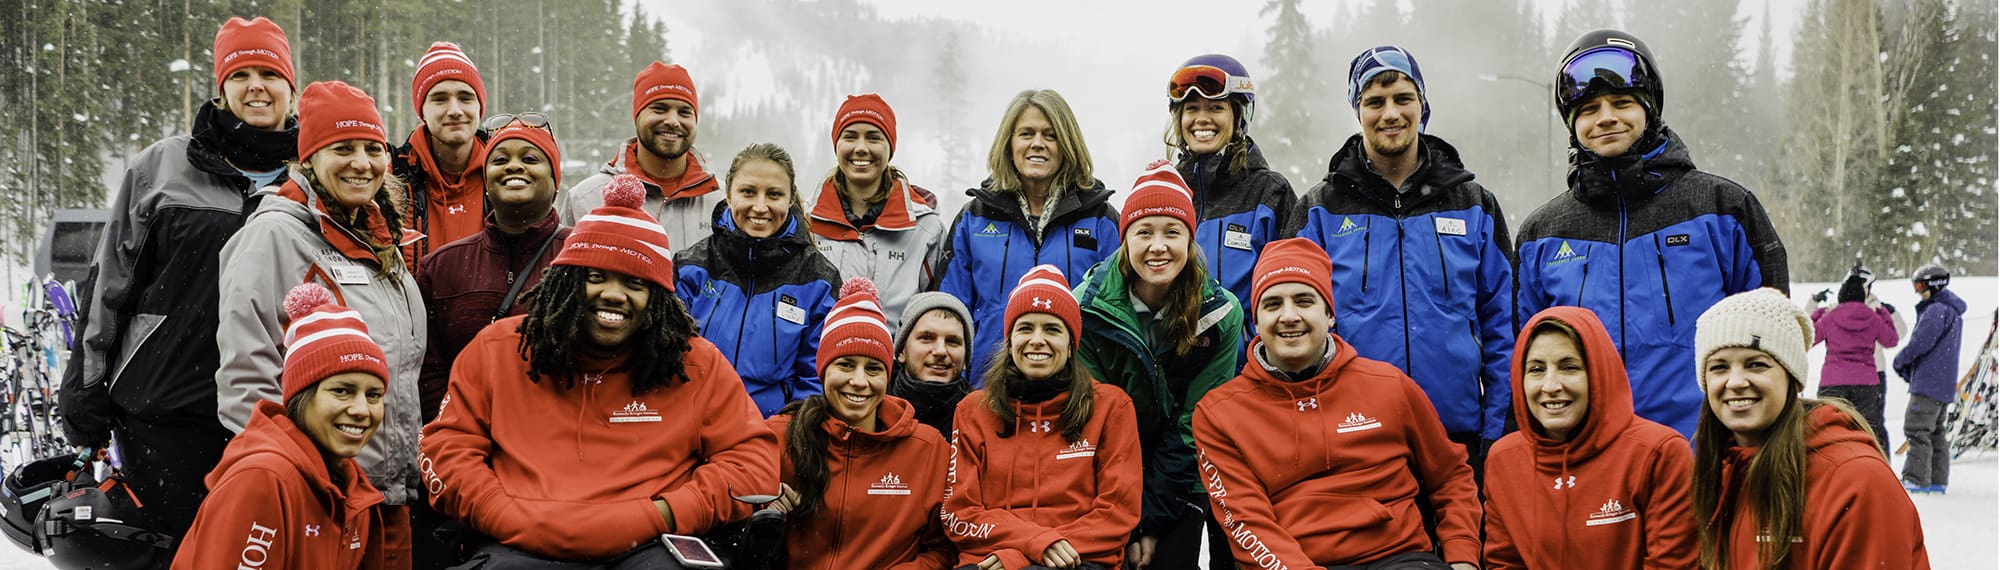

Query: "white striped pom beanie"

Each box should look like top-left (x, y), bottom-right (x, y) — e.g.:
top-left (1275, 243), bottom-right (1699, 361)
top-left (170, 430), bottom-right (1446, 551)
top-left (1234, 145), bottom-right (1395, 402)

top-left (281, 282), bottom-right (388, 401)
top-left (552, 174), bottom-right (676, 291)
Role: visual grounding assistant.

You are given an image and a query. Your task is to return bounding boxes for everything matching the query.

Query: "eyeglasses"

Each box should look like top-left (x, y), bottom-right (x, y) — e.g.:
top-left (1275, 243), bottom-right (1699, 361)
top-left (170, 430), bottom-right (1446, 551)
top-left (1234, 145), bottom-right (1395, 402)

top-left (481, 112), bottom-right (553, 134)
top-left (1169, 65), bottom-right (1253, 102)
top-left (1557, 47), bottom-right (1655, 109)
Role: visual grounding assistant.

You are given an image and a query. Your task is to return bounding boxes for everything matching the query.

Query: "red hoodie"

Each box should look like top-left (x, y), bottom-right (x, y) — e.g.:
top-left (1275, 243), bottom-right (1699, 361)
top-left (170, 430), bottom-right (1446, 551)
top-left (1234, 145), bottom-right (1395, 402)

top-left (420, 316), bottom-right (779, 560)
top-left (1193, 334), bottom-right (1480, 568)
top-left (943, 381), bottom-right (1142, 570)
top-left (398, 125), bottom-right (488, 265)
top-left (174, 400), bottom-right (385, 570)
top-left (1712, 405), bottom-right (1930, 569)
top-left (1483, 307), bottom-right (1697, 569)
top-left (767, 396), bottom-right (954, 570)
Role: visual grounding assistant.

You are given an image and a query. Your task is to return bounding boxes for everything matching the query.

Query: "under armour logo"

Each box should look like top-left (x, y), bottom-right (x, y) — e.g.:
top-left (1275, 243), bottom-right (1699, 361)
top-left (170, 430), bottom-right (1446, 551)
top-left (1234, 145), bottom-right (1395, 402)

top-left (1553, 475), bottom-right (1576, 490)
top-left (448, 204), bottom-right (466, 214)
top-left (1297, 398), bottom-right (1319, 412)
top-left (1029, 420), bottom-right (1052, 433)
top-left (305, 524), bottom-right (320, 536)
top-left (1032, 297), bottom-right (1052, 310)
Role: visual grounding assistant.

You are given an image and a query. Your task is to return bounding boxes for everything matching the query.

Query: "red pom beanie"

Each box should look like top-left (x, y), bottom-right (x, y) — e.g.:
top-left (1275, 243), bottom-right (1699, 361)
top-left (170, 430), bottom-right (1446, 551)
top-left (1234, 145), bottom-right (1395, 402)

top-left (281, 283), bottom-right (389, 402)
top-left (212, 16), bottom-right (294, 88)
top-left (819, 277), bottom-right (896, 373)
top-left (296, 81), bottom-right (387, 161)
top-left (1250, 238), bottom-right (1334, 313)
top-left (632, 61), bottom-right (698, 119)
top-left (832, 93), bottom-right (898, 155)
top-left (1121, 160), bottom-right (1198, 237)
top-left (552, 174), bottom-right (675, 291)
top-left (486, 121), bottom-right (563, 186)
top-left (1003, 265), bottom-right (1082, 347)
top-left (411, 41), bottom-right (486, 112)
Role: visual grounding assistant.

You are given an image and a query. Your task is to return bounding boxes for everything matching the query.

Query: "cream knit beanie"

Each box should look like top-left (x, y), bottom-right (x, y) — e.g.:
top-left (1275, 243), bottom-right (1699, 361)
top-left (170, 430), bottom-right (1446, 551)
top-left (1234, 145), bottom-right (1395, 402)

top-left (1694, 287), bottom-right (1814, 390)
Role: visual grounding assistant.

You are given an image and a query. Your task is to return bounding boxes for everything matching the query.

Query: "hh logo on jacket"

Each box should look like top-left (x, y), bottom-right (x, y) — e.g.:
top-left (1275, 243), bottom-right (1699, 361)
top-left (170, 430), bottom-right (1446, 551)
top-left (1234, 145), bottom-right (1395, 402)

top-left (1056, 439), bottom-right (1097, 460)
top-left (1337, 412), bottom-right (1382, 434)
top-left (1586, 498), bottom-right (1635, 526)
top-left (867, 472), bottom-right (911, 496)
top-left (610, 400), bottom-right (662, 423)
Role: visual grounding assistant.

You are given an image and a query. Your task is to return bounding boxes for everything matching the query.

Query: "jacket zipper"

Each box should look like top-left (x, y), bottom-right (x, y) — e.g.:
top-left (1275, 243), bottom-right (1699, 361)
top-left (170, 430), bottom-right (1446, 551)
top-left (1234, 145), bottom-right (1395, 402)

top-left (1432, 214), bottom-right (1449, 296)
top-left (831, 436), bottom-right (851, 568)
top-left (1616, 191), bottom-right (1629, 353)
top-left (1396, 219), bottom-right (1412, 370)
top-left (1575, 247), bottom-right (1590, 305)
top-left (1654, 235), bottom-right (1676, 327)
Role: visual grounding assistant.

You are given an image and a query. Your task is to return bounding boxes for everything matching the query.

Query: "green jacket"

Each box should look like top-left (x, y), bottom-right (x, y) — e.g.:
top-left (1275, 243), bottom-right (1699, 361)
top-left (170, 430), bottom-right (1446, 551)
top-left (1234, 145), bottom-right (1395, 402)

top-left (1073, 258), bottom-right (1243, 536)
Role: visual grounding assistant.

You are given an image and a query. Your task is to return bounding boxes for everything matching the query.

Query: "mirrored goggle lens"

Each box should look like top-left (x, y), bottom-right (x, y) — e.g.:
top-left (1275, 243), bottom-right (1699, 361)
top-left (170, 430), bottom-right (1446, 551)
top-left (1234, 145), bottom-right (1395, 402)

top-left (1558, 47), bottom-right (1649, 106)
top-left (1169, 65), bottom-right (1232, 101)
top-left (481, 112), bottom-right (551, 132)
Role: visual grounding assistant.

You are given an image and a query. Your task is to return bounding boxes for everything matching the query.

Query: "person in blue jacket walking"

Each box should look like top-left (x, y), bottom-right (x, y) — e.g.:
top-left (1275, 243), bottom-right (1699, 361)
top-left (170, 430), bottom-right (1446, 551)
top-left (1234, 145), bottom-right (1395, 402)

top-left (1894, 264), bottom-right (1965, 494)
top-left (1289, 45), bottom-right (1516, 465)
top-left (1164, 54), bottom-right (1293, 338)
top-left (676, 143), bottom-right (841, 416)
top-left (940, 89), bottom-right (1121, 380)
top-left (1516, 30), bottom-right (1789, 437)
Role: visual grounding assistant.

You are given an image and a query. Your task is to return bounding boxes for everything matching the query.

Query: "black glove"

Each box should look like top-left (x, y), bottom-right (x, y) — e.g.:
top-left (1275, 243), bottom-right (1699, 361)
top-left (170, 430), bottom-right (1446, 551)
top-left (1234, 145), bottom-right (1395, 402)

top-left (1811, 289), bottom-right (1831, 304)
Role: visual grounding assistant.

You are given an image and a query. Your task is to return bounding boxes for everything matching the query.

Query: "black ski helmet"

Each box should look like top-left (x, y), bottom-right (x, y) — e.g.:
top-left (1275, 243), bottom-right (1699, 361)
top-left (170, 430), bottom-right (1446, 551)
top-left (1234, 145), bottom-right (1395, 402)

top-left (1555, 30), bottom-right (1664, 123)
top-left (35, 474), bottom-right (172, 569)
top-left (1, 454), bottom-right (83, 553)
top-left (1913, 264), bottom-right (1950, 291)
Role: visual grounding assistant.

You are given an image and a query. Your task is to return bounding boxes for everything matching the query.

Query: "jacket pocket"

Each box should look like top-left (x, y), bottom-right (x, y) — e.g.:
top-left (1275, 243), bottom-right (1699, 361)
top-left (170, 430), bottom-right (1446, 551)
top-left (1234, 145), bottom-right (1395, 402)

top-left (1273, 491), bottom-right (1392, 531)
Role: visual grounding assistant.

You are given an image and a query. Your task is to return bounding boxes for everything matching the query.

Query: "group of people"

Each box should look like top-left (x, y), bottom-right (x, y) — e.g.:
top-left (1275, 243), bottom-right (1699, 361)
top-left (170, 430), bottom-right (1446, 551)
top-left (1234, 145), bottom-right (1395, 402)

top-left (43, 15), bottom-right (1954, 570)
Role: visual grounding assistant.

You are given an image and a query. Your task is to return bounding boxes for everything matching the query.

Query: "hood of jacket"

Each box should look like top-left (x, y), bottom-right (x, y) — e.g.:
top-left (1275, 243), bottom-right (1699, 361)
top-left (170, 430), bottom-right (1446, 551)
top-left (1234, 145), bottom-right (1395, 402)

top-left (820, 395), bottom-right (923, 451)
top-left (1823, 302), bottom-right (1890, 334)
top-left (809, 176), bottom-right (935, 240)
top-left (966, 178), bottom-right (1115, 228)
top-left (1916, 287), bottom-right (1967, 319)
top-left (1178, 137), bottom-right (1275, 190)
top-left (704, 200), bottom-right (817, 279)
top-left (268, 173), bottom-right (424, 265)
top-left (1512, 307), bottom-right (1636, 469)
top-left (211, 400), bottom-right (385, 517)
top-left (1567, 126), bottom-right (1697, 208)
top-left (1321, 133), bottom-right (1477, 211)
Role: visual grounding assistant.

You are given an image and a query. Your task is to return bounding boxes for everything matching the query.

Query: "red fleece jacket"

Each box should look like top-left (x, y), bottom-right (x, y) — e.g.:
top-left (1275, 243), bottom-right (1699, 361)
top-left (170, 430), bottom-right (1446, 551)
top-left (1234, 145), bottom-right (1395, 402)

top-left (1712, 405), bottom-right (1930, 569)
top-left (174, 401), bottom-right (385, 570)
top-left (1483, 307), bottom-right (1697, 569)
top-left (944, 381), bottom-right (1141, 570)
top-left (768, 396), bottom-right (955, 570)
top-left (1193, 334), bottom-right (1481, 568)
top-left (420, 316), bottom-right (779, 560)
top-left (399, 126), bottom-right (488, 265)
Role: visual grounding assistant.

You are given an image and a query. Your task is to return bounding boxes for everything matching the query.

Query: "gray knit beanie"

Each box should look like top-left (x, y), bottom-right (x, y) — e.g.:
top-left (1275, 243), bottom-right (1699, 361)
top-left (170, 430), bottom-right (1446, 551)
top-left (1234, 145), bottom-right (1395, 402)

top-left (1693, 288), bottom-right (1815, 390)
top-left (894, 292), bottom-right (975, 354)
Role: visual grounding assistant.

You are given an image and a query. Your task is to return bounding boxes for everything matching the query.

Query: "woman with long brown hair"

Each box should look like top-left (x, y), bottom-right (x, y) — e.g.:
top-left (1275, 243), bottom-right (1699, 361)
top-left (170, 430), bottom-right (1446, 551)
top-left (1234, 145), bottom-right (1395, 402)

top-left (1690, 288), bottom-right (1928, 569)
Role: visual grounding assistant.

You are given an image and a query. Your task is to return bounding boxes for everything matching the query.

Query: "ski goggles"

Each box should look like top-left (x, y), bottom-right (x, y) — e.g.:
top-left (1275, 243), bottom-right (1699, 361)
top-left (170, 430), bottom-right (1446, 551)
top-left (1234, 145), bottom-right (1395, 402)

top-left (1557, 46), bottom-right (1655, 108)
top-left (481, 112), bottom-right (553, 133)
top-left (1169, 65), bottom-right (1254, 102)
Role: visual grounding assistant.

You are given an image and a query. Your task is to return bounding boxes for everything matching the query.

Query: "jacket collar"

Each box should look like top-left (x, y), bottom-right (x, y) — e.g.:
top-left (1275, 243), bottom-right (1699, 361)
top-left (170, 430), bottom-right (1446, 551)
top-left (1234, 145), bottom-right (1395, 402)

top-left (480, 210), bottom-right (564, 250)
top-left (966, 178), bottom-right (1113, 227)
top-left (809, 177), bottom-right (926, 240)
top-left (1322, 133), bottom-right (1475, 210)
top-left (275, 174), bottom-right (422, 265)
top-left (401, 125), bottom-right (487, 192)
top-left (1569, 125), bottom-right (1696, 208)
top-left (610, 140), bottom-right (719, 201)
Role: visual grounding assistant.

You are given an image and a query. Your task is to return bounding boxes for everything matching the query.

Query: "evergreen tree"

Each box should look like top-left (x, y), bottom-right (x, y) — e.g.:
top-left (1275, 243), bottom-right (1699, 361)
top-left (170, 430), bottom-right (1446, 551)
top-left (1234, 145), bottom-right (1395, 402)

top-left (1258, 0), bottom-right (1328, 188)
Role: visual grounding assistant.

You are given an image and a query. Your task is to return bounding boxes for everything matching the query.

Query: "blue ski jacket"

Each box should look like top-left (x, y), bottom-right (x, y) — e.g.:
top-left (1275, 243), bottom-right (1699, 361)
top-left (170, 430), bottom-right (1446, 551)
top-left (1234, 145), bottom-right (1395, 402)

top-left (938, 179), bottom-right (1121, 381)
top-left (675, 203), bottom-right (841, 417)
top-left (1893, 288), bottom-right (1965, 403)
top-left (1515, 127), bottom-right (1789, 436)
top-left (1176, 140), bottom-right (1294, 339)
top-left (1290, 134), bottom-right (1516, 440)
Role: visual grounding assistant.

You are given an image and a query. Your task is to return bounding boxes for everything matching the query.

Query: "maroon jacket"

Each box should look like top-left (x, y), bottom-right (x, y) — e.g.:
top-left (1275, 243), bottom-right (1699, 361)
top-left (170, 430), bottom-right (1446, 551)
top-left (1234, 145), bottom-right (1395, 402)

top-left (416, 212), bottom-right (569, 421)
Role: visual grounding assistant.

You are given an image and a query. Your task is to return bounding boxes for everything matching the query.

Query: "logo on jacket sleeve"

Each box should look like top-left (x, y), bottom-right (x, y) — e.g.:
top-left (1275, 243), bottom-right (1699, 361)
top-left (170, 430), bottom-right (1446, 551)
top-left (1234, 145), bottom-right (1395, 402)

top-left (1336, 412), bottom-right (1381, 433)
top-left (1585, 498), bottom-right (1636, 526)
top-left (1548, 241), bottom-right (1587, 266)
top-left (867, 472), bottom-right (912, 495)
top-left (1055, 439), bottom-right (1097, 460)
top-left (1332, 216), bottom-right (1364, 238)
top-left (610, 400), bottom-right (663, 423)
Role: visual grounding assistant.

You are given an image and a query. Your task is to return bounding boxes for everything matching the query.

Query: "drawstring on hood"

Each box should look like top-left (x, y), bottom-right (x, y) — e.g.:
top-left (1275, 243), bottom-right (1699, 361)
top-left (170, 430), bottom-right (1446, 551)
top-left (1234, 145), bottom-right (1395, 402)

top-left (1249, 334), bottom-right (1345, 470)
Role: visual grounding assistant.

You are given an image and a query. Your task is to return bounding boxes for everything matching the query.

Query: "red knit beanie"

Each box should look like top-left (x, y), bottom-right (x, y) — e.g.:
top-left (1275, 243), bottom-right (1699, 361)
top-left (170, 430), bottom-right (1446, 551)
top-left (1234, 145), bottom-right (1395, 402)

top-left (411, 41), bottom-right (486, 113)
top-left (818, 277), bottom-right (896, 373)
top-left (486, 121), bottom-right (563, 186)
top-left (832, 93), bottom-right (898, 155)
top-left (1250, 238), bottom-right (1335, 313)
top-left (1121, 160), bottom-right (1198, 238)
top-left (1003, 265), bottom-right (1082, 347)
top-left (280, 283), bottom-right (389, 402)
top-left (632, 61), bottom-right (698, 118)
top-left (552, 174), bottom-right (675, 291)
top-left (212, 16), bottom-right (294, 88)
top-left (296, 81), bottom-right (387, 161)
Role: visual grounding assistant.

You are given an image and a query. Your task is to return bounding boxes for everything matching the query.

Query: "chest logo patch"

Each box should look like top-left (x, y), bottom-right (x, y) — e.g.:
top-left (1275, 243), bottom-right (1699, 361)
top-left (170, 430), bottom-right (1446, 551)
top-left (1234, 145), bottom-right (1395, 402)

top-left (1337, 412), bottom-right (1381, 433)
top-left (1332, 216), bottom-right (1364, 238)
top-left (867, 473), bottom-right (912, 495)
top-left (1056, 439), bottom-right (1097, 460)
top-left (1586, 499), bottom-right (1637, 526)
top-left (610, 400), bottom-right (662, 423)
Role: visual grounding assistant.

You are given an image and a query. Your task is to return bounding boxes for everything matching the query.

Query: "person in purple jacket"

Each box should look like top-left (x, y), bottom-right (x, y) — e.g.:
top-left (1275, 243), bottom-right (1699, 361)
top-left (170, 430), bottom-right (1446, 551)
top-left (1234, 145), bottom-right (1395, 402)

top-left (1893, 264), bottom-right (1965, 494)
top-left (1811, 269), bottom-right (1899, 454)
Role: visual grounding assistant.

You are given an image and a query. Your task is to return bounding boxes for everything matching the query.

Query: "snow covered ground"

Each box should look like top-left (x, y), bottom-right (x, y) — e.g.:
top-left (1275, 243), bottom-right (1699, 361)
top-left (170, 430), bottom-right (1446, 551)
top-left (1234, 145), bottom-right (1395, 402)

top-left (0, 278), bottom-right (1992, 568)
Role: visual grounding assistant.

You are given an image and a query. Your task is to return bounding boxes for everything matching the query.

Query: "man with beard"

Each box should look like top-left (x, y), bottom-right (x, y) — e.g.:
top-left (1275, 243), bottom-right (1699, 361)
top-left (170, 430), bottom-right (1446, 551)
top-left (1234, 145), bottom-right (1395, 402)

top-left (1287, 45), bottom-right (1516, 478)
top-left (394, 41), bottom-right (489, 265)
top-left (557, 61), bottom-right (722, 252)
top-left (886, 291), bottom-right (975, 437)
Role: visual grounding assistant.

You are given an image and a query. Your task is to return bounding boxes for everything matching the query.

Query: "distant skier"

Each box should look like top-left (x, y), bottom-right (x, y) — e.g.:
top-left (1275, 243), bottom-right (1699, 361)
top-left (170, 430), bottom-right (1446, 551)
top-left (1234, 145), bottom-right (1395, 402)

top-left (1894, 264), bottom-right (1965, 494)
top-left (1811, 263), bottom-right (1900, 454)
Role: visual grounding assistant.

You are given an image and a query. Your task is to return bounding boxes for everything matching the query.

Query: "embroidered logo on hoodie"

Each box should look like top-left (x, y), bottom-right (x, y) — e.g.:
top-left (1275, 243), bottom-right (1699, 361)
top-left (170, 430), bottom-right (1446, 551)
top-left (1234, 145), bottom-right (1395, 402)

top-left (610, 400), bottom-right (662, 423)
top-left (1337, 412), bottom-right (1382, 433)
top-left (1586, 498), bottom-right (1635, 526)
top-left (1056, 439), bottom-right (1097, 460)
top-left (867, 472), bottom-right (911, 496)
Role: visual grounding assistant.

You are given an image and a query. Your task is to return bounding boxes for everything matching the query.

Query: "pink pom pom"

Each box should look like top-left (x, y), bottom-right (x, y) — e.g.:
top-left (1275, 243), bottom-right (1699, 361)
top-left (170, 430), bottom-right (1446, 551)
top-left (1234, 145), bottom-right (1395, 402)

top-left (603, 174), bottom-right (646, 209)
top-left (839, 276), bottom-right (878, 299)
top-left (283, 282), bottom-right (334, 321)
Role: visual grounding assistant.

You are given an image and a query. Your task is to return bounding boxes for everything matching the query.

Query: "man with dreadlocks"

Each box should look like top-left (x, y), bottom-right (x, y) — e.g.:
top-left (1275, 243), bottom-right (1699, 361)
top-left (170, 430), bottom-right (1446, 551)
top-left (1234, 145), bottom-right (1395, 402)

top-left (421, 174), bottom-right (779, 565)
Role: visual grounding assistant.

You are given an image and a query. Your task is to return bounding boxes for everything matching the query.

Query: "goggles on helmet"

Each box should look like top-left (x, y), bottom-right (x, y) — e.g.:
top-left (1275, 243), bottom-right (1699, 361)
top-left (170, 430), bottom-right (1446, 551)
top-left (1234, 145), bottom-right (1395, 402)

top-left (1558, 46), bottom-right (1654, 109)
top-left (1169, 65), bottom-right (1254, 102)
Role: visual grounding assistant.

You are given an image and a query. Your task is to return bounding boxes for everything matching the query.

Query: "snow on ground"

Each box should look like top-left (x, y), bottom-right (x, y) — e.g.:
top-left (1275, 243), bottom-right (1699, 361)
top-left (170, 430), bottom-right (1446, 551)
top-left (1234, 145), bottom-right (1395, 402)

top-left (0, 279), bottom-right (1992, 568)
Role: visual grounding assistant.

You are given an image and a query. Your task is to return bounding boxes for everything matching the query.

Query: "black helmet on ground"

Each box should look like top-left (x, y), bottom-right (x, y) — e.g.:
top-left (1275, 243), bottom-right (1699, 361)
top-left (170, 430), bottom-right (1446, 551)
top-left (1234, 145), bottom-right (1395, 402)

top-left (35, 471), bottom-right (172, 569)
top-left (1, 453), bottom-right (85, 553)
